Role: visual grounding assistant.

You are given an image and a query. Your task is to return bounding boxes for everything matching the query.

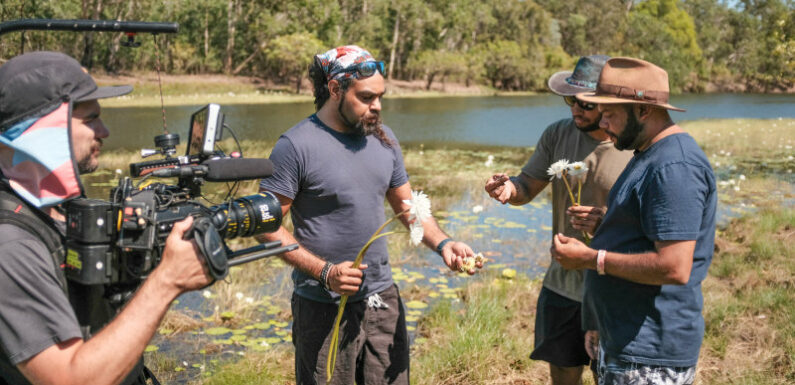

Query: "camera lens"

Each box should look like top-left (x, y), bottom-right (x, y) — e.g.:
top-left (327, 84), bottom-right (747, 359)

top-left (210, 191), bottom-right (282, 239)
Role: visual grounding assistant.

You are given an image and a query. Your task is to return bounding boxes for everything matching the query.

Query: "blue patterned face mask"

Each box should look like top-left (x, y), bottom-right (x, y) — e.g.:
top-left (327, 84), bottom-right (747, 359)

top-left (314, 45), bottom-right (383, 82)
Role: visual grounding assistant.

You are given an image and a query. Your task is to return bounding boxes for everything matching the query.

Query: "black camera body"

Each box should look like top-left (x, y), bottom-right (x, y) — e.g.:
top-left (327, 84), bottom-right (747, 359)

top-left (63, 104), bottom-right (293, 301)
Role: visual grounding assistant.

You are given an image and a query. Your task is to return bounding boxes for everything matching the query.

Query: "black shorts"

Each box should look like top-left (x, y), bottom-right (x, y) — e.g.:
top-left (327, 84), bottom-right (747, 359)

top-left (529, 286), bottom-right (590, 367)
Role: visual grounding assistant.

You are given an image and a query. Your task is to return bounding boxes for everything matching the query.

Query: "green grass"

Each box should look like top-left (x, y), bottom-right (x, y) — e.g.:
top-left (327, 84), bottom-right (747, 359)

top-left (411, 273), bottom-right (552, 385)
top-left (699, 208), bottom-right (795, 384)
top-left (85, 117), bottom-right (793, 384)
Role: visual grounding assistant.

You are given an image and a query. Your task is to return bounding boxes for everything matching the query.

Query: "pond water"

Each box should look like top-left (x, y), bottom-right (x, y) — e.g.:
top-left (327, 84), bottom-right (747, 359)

top-left (102, 93), bottom-right (795, 151)
top-left (92, 93), bottom-right (794, 381)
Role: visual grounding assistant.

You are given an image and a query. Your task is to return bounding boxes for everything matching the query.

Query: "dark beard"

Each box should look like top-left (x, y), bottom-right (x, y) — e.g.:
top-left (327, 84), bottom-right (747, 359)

top-left (338, 94), bottom-right (381, 137)
top-left (614, 110), bottom-right (644, 150)
top-left (576, 119), bottom-right (601, 133)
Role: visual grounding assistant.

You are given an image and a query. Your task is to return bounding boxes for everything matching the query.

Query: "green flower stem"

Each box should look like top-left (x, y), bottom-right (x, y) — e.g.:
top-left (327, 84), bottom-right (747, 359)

top-left (560, 171), bottom-right (578, 206)
top-left (568, 176), bottom-right (590, 245)
top-left (326, 209), bottom-right (412, 382)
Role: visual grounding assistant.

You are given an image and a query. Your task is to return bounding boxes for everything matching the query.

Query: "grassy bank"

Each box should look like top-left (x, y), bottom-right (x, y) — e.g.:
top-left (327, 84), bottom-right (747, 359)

top-left (86, 118), bottom-right (793, 383)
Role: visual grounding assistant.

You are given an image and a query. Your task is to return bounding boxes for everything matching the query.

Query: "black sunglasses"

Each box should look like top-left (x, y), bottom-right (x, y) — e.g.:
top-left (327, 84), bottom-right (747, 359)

top-left (331, 61), bottom-right (386, 80)
top-left (563, 96), bottom-right (596, 111)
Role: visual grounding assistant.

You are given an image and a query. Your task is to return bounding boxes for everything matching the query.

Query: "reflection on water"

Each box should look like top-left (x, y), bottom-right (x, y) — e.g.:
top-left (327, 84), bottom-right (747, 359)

top-left (103, 93), bottom-right (795, 151)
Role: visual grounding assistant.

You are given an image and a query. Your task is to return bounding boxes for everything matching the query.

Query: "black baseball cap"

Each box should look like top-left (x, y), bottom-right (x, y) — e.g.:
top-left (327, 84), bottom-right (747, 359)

top-left (0, 51), bottom-right (132, 131)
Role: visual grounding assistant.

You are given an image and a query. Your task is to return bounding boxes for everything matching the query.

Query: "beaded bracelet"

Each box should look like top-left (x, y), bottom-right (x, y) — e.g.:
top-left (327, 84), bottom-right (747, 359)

top-left (320, 261), bottom-right (334, 290)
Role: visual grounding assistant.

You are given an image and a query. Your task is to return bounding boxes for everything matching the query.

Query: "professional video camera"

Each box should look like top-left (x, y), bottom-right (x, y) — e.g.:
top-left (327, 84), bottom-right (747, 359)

top-left (63, 104), bottom-right (296, 304)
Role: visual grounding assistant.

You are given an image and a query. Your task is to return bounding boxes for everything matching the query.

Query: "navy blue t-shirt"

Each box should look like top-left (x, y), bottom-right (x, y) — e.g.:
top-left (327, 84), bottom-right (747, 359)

top-left (583, 133), bottom-right (717, 367)
top-left (260, 115), bottom-right (409, 303)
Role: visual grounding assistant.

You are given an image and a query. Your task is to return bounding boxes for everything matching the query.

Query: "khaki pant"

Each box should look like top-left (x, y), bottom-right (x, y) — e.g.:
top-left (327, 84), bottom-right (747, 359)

top-left (292, 284), bottom-right (410, 385)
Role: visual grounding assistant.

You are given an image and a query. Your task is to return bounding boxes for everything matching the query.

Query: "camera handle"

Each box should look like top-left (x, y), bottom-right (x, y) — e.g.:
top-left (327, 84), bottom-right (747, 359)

top-left (190, 217), bottom-right (229, 280)
top-left (189, 218), bottom-right (299, 280)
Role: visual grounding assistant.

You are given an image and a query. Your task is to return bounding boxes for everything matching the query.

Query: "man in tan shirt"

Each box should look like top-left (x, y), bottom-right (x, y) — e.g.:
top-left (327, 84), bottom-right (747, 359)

top-left (485, 55), bottom-right (632, 385)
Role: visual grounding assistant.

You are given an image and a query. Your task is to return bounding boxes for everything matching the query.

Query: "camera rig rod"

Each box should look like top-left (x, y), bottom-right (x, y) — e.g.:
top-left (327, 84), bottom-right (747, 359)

top-left (227, 242), bottom-right (300, 267)
top-left (0, 19), bottom-right (178, 37)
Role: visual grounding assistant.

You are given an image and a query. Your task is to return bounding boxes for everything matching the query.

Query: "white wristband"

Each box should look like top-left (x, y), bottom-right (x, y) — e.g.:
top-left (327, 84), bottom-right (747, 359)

top-left (597, 249), bottom-right (606, 275)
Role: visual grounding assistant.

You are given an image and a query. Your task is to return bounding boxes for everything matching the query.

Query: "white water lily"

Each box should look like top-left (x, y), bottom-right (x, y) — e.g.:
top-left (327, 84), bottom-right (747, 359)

top-left (546, 159), bottom-right (570, 180)
top-left (235, 292), bottom-right (244, 300)
top-left (472, 205), bottom-right (484, 214)
top-left (403, 190), bottom-right (432, 223)
top-left (567, 162), bottom-right (589, 181)
top-left (484, 155), bottom-right (494, 167)
top-left (202, 290), bottom-right (212, 299)
top-left (409, 222), bottom-right (424, 246)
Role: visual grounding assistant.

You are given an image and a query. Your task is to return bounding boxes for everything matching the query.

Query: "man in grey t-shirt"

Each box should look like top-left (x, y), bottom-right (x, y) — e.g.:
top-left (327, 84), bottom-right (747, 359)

top-left (485, 55), bottom-right (632, 385)
top-left (258, 45), bottom-right (475, 385)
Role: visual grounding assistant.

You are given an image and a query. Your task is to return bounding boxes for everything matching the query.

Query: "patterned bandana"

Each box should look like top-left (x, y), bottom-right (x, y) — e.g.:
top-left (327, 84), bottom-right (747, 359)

top-left (0, 102), bottom-right (82, 207)
top-left (315, 45), bottom-right (377, 81)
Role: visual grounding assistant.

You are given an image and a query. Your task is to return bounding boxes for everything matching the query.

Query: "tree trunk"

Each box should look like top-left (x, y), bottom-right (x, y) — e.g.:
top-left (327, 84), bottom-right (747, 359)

top-left (224, 0), bottom-right (239, 74)
top-left (295, 75), bottom-right (302, 94)
top-left (81, 0), bottom-right (104, 69)
top-left (426, 73), bottom-right (435, 90)
top-left (204, 9), bottom-right (210, 72)
top-left (106, 0), bottom-right (134, 72)
top-left (233, 40), bottom-right (267, 75)
top-left (388, 10), bottom-right (400, 80)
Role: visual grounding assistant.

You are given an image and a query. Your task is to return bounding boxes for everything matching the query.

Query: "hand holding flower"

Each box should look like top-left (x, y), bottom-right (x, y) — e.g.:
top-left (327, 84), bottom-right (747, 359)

top-left (566, 205), bottom-right (605, 235)
top-left (548, 159), bottom-right (592, 244)
top-left (326, 261), bottom-right (368, 296)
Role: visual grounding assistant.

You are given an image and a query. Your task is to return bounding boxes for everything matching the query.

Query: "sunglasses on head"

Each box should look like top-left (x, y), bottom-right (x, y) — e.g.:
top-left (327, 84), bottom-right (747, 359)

top-left (332, 61), bottom-right (386, 80)
top-left (563, 95), bottom-right (596, 111)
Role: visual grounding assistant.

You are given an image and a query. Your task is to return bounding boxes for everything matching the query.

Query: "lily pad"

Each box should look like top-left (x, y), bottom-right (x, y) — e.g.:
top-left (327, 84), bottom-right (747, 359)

top-left (144, 345), bottom-right (159, 352)
top-left (502, 268), bottom-right (517, 279)
top-left (205, 327), bottom-right (232, 336)
top-left (405, 300), bottom-right (428, 309)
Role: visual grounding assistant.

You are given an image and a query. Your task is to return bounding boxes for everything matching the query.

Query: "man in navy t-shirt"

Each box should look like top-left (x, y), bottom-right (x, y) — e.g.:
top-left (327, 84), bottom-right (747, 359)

top-left (551, 58), bottom-right (717, 385)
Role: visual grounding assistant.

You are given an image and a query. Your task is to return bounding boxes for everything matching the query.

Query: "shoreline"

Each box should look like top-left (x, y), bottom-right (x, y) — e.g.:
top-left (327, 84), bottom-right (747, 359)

top-left (95, 73), bottom-right (792, 108)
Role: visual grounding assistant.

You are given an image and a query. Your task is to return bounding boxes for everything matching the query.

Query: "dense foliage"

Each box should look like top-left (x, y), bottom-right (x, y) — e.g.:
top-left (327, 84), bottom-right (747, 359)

top-left (1, 0), bottom-right (792, 92)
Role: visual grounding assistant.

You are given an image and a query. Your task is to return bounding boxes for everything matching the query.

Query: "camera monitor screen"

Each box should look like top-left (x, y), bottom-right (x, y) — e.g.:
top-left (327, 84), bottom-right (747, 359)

top-left (187, 103), bottom-right (223, 157)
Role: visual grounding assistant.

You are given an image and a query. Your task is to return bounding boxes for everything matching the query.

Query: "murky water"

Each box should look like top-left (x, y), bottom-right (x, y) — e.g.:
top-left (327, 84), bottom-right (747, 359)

top-left (101, 93), bottom-right (795, 151)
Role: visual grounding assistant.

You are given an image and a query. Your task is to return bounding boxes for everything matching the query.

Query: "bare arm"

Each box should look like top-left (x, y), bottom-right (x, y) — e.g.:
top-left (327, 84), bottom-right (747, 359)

top-left (18, 217), bottom-right (212, 385)
top-left (386, 183), bottom-right (475, 273)
top-left (254, 190), bottom-right (365, 295)
top-left (485, 172), bottom-right (548, 206)
top-left (552, 233), bottom-right (695, 285)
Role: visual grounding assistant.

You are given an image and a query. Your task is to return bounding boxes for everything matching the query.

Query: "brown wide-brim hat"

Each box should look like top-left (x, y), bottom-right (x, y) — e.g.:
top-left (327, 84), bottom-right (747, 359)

top-left (576, 57), bottom-right (685, 112)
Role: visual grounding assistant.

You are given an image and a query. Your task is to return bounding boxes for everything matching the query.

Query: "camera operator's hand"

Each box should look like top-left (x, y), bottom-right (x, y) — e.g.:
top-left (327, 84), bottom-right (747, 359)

top-left (327, 261), bottom-right (368, 296)
top-left (153, 216), bottom-right (213, 294)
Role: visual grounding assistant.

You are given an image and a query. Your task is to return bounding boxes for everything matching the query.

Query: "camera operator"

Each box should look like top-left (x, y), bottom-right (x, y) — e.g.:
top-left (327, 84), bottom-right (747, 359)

top-left (0, 51), bottom-right (213, 385)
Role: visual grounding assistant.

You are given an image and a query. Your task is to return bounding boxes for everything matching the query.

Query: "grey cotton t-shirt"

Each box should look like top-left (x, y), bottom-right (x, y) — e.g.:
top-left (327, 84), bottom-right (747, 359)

top-left (522, 118), bottom-right (633, 301)
top-left (259, 115), bottom-right (409, 303)
top-left (0, 224), bottom-right (82, 379)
